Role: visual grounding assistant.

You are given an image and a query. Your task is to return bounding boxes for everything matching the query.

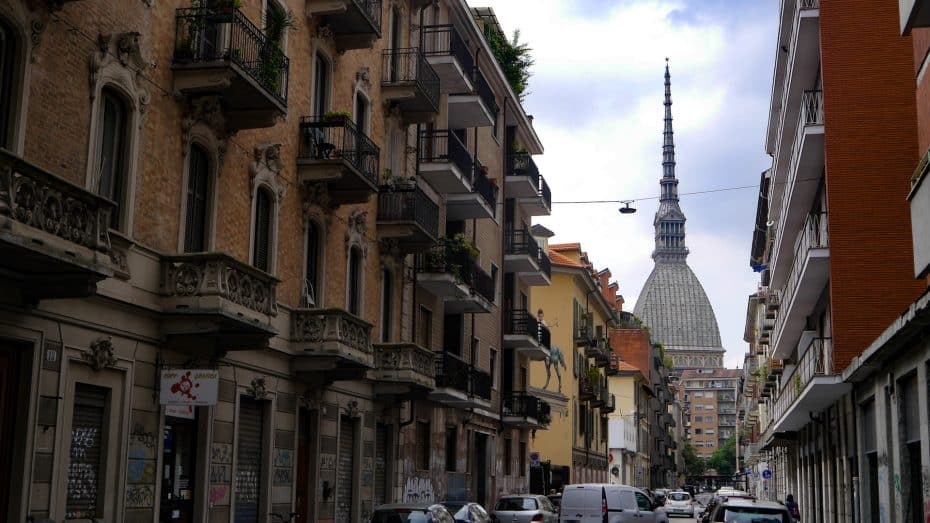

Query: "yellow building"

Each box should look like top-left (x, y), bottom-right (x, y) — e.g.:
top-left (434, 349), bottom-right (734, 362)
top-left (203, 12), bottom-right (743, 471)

top-left (529, 242), bottom-right (619, 488)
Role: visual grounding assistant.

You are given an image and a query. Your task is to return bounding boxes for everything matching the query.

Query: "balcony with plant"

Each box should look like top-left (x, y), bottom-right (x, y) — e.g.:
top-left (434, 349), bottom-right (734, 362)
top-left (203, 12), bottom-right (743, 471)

top-left (297, 113), bottom-right (380, 206)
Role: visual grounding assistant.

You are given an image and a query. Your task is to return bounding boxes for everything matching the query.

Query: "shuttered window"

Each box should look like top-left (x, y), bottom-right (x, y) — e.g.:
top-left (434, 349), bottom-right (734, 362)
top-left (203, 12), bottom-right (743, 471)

top-left (348, 247), bottom-right (362, 315)
top-left (0, 18), bottom-right (18, 149)
top-left (305, 221), bottom-right (321, 306)
top-left (252, 188), bottom-right (273, 272)
top-left (374, 424), bottom-right (389, 506)
top-left (381, 269), bottom-right (392, 342)
top-left (901, 374), bottom-right (920, 444)
top-left (184, 144), bottom-right (210, 253)
top-left (416, 421), bottom-right (429, 470)
top-left (66, 384), bottom-right (108, 520)
top-left (97, 88), bottom-right (129, 229)
top-left (235, 398), bottom-right (265, 523)
top-left (336, 416), bottom-right (356, 523)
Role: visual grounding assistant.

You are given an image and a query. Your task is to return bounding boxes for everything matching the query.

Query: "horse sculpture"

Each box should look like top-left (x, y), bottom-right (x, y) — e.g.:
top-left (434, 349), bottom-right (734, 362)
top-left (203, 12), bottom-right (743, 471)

top-left (543, 345), bottom-right (568, 392)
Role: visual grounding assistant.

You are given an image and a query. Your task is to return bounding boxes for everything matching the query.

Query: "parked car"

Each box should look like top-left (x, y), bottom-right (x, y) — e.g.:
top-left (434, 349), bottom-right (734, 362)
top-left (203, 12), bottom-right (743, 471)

top-left (663, 491), bottom-right (694, 518)
top-left (653, 489), bottom-right (669, 507)
top-left (371, 504), bottom-right (456, 523)
top-left (442, 501), bottom-right (492, 523)
top-left (492, 494), bottom-right (558, 523)
top-left (547, 493), bottom-right (562, 511)
top-left (706, 499), bottom-right (791, 523)
top-left (699, 490), bottom-right (755, 523)
top-left (558, 483), bottom-right (669, 523)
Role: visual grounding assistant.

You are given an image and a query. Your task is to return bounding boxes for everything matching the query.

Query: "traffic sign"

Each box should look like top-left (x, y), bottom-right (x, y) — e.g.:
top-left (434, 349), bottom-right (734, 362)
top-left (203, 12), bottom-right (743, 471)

top-left (762, 469), bottom-right (772, 480)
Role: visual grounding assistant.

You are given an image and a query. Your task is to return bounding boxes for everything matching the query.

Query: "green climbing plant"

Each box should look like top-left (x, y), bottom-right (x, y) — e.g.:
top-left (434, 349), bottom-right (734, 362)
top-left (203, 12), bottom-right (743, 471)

top-left (483, 25), bottom-right (534, 101)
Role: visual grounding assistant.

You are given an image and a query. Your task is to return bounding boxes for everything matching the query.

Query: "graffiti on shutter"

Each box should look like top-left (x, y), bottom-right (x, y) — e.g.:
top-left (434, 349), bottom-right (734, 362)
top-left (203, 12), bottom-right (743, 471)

top-left (66, 384), bottom-right (108, 520)
top-left (375, 424), bottom-right (388, 505)
top-left (336, 416), bottom-right (356, 523)
top-left (235, 399), bottom-right (264, 523)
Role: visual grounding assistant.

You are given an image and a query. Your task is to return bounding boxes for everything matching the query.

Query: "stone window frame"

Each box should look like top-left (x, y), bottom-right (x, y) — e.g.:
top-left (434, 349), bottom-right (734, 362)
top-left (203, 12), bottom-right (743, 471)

top-left (301, 206), bottom-right (328, 308)
top-left (352, 68), bottom-right (373, 135)
top-left (261, 0), bottom-right (290, 52)
top-left (84, 32), bottom-right (150, 237)
top-left (344, 210), bottom-right (368, 316)
top-left (248, 144), bottom-right (286, 275)
top-left (378, 256), bottom-right (400, 342)
top-left (176, 123), bottom-right (222, 253)
top-left (0, 3), bottom-right (30, 155)
top-left (309, 46), bottom-right (334, 117)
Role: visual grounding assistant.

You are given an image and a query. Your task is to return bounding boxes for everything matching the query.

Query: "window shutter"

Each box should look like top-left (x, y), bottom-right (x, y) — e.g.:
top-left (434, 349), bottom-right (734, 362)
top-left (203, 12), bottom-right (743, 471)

top-left (252, 189), bottom-right (272, 272)
top-left (305, 222), bottom-right (320, 304)
top-left (66, 384), bottom-right (108, 520)
top-left (374, 424), bottom-right (388, 506)
top-left (336, 417), bottom-right (356, 523)
top-left (185, 145), bottom-right (210, 252)
top-left (235, 399), bottom-right (264, 523)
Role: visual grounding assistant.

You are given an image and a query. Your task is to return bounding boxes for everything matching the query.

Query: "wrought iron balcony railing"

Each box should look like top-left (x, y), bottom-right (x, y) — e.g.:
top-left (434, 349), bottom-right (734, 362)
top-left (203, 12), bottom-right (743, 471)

top-left (422, 24), bottom-right (473, 79)
top-left (505, 309), bottom-right (551, 348)
top-left (771, 337), bottom-right (831, 425)
top-left (472, 367), bottom-right (492, 400)
top-left (298, 115), bottom-right (380, 184)
top-left (506, 152), bottom-right (552, 210)
top-left (475, 70), bottom-right (499, 116)
top-left (505, 227), bottom-right (552, 279)
top-left (417, 242), bottom-right (495, 303)
top-left (503, 393), bottom-right (551, 425)
top-left (350, 0), bottom-right (382, 32)
top-left (579, 375), bottom-right (596, 401)
top-left (419, 129), bottom-right (473, 181)
top-left (471, 159), bottom-right (498, 211)
top-left (172, 7), bottom-right (289, 105)
top-left (434, 351), bottom-right (491, 400)
top-left (376, 185), bottom-right (439, 240)
top-left (381, 47), bottom-right (440, 111)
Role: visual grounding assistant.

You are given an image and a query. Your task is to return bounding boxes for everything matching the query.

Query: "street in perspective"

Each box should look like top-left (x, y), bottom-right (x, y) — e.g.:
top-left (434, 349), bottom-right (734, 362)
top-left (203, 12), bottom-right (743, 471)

top-left (1, 0), bottom-right (930, 522)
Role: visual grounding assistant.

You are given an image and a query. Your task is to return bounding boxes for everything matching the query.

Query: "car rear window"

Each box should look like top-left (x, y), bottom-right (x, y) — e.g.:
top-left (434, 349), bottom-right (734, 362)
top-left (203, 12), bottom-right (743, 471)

top-left (496, 498), bottom-right (538, 511)
top-left (561, 488), bottom-right (600, 510)
top-left (371, 509), bottom-right (432, 523)
top-left (716, 508), bottom-right (789, 523)
top-left (669, 493), bottom-right (691, 501)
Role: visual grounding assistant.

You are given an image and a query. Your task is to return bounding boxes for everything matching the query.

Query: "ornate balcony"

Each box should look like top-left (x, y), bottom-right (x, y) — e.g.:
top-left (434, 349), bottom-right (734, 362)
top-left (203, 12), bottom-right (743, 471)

top-left (306, 0), bottom-right (382, 52)
top-left (171, 7), bottom-right (288, 130)
top-left (422, 24), bottom-right (473, 93)
top-left (503, 309), bottom-right (550, 361)
top-left (376, 185), bottom-right (439, 253)
top-left (297, 115), bottom-right (380, 206)
top-left (429, 351), bottom-right (491, 408)
top-left (505, 152), bottom-right (552, 216)
top-left (161, 253), bottom-right (278, 351)
top-left (372, 343), bottom-right (436, 396)
top-left (416, 242), bottom-right (494, 313)
top-left (291, 308), bottom-right (374, 381)
top-left (418, 130), bottom-right (473, 194)
top-left (502, 393), bottom-right (551, 429)
top-left (448, 69), bottom-right (497, 128)
top-left (504, 227), bottom-right (551, 286)
top-left (0, 150), bottom-right (115, 303)
top-left (446, 159), bottom-right (497, 220)
top-left (381, 48), bottom-right (440, 123)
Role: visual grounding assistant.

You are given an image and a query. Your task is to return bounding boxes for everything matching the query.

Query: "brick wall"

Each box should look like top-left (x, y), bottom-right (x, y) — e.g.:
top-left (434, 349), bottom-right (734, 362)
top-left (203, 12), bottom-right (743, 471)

top-left (611, 328), bottom-right (652, 383)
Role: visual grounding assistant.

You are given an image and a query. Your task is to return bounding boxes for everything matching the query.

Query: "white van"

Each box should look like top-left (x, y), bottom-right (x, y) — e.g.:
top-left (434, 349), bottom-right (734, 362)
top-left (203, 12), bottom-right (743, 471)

top-left (558, 484), bottom-right (668, 523)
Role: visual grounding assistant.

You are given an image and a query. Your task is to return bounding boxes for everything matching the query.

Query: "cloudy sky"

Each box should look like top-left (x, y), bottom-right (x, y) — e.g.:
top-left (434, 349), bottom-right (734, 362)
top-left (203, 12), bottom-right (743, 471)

top-left (482, 0), bottom-right (777, 368)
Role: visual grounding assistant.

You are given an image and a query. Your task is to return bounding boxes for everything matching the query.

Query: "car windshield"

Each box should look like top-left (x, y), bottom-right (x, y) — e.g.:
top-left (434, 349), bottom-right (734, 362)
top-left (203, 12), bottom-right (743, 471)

top-left (496, 498), bottom-right (537, 511)
top-left (371, 509), bottom-right (432, 523)
top-left (669, 493), bottom-right (691, 501)
top-left (717, 508), bottom-right (789, 523)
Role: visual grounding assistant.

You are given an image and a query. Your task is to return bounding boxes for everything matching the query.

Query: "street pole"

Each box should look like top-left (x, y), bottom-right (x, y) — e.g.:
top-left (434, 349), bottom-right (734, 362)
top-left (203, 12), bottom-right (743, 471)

top-left (735, 382), bottom-right (740, 490)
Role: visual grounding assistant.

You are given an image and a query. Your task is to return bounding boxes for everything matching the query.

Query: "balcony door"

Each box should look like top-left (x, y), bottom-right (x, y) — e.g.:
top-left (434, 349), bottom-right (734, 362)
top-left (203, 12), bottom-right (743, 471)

top-left (443, 314), bottom-right (463, 355)
top-left (388, 7), bottom-right (401, 82)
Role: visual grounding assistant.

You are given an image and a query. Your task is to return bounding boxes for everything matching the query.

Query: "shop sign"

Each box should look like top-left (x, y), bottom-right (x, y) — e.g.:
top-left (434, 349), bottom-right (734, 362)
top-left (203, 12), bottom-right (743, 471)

top-left (160, 369), bottom-right (219, 406)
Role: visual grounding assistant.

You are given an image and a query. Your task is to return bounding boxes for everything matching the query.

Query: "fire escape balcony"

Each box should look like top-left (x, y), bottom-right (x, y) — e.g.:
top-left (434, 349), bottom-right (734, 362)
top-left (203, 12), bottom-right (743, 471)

top-left (0, 150), bottom-right (114, 303)
top-left (306, 0), bottom-right (382, 52)
top-left (291, 308), bottom-right (374, 381)
top-left (417, 129), bottom-right (474, 194)
top-left (448, 69), bottom-right (497, 129)
top-left (381, 48), bottom-right (440, 123)
top-left (504, 227), bottom-right (551, 286)
top-left (371, 342), bottom-right (436, 396)
top-left (416, 243), bottom-right (494, 313)
top-left (502, 393), bottom-right (551, 429)
top-left (446, 159), bottom-right (497, 220)
top-left (772, 212), bottom-right (830, 359)
top-left (422, 24), bottom-right (474, 94)
top-left (771, 337), bottom-right (848, 432)
top-left (429, 351), bottom-right (492, 408)
top-left (171, 7), bottom-right (288, 130)
top-left (505, 152), bottom-right (552, 217)
top-left (297, 115), bottom-right (380, 206)
top-left (376, 184), bottom-right (439, 253)
top-left (160, 253), bottom-right (279, 351)
top-left (503, 309), bottom-right (551, 361)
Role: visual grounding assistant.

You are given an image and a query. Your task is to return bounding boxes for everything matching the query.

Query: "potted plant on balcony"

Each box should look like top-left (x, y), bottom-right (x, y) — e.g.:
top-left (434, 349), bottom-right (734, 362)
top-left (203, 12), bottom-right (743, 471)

top-left (261, 6), bottom-right (296, 95)
top-left (323, 110), bottom-right (352, 123)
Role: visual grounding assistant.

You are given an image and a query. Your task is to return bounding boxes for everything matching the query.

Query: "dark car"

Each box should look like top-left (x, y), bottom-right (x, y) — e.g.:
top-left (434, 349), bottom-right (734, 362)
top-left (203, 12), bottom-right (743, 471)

top-left (442, 502), bottom-right (493, 523)
top-left (371, 504), bottom-right (456, 523)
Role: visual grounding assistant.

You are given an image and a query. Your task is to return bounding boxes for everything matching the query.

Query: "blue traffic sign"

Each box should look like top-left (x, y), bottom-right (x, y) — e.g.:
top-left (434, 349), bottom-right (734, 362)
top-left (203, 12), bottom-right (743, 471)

top-left (762, 469), bottom-right (773, 480)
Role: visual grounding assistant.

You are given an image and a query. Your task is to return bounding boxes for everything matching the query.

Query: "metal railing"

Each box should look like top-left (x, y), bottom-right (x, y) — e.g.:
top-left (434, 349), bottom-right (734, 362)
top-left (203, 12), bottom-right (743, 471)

top-left (539, 175), bottom-right (552, 210)
top-left (376, 185), bottom-right (439, 240)
top-left (381, 47), bottom-right (440, 112)
top-left (505, 227), bottom-right (552, 279)
top-left (173, 7), bottom-right (289, 105)
top-left (417, 242), bottom-right (495, 303)
top-left (435, 351), bottom-right (471, 393)
top-left (475, 70), bottom-right (499, 116)
top-left (503, 393), bottom-right (551, 424)
top-left (471, 159), bottom-right (498, 212)
top-left (774, 212), bottom-right (829, 342)
top-left (422, 24), bottom-right (473, 79)
top-left (472, 368), bottom-right (492, 400)
top-left (419, 130), bottom-right (473, 183)
top-left (298, 116), bottom-right (380, 185)
top-left (351, 0), bottom-right (382, 33)
top-left (504, 309), bottom-right (551, 349)
top-left (771, 337), bottom-right (831, 425)
top-left (507, 152), bottom-right (540, 183)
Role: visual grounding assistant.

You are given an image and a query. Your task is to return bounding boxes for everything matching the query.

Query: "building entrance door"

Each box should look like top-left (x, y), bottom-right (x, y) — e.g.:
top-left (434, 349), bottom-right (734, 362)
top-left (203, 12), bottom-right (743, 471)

top-left (474, 433), bottom-right (488, 506)
top-left (0, 341), bottom-right (21, 516)
top-left (160, 412), bottom-right (198, 523)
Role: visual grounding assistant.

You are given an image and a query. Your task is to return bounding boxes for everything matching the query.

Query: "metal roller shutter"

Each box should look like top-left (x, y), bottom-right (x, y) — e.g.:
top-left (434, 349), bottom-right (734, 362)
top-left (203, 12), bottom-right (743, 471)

top-left (66, 384), bottom-right (108, 520)
top-left (336, 416), bottom-right (355, 523)
top-left (374, 424), bottom-right (388, 506)
top-left (235, 399), bottom-right (264, 523)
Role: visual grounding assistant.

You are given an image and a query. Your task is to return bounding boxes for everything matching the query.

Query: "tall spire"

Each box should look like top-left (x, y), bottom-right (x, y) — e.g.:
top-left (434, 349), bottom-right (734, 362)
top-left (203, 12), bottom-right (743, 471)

top-left (653, 59), bottom-right (689, 263)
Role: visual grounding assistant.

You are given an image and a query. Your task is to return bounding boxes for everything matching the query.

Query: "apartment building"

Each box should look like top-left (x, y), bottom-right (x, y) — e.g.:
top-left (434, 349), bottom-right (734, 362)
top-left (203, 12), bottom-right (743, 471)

top-left (678, 369), bottom-right (741, 459)
top-left (0, 0), bottom-right (553, 521)
top-left (746, 0), bottom-right (924, 520)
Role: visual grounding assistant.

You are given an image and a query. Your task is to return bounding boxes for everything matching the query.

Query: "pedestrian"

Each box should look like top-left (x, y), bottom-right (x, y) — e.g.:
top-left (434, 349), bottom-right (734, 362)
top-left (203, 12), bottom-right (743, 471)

top-left (786, 493), bottom-right (800, 521)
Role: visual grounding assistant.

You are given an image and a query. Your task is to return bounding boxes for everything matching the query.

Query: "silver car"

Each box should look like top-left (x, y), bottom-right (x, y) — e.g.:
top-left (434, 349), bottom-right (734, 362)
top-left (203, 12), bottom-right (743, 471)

top-left (493, 495), bottom-right (558, 523)
top-left (663, 491), bottom-right (694, 518)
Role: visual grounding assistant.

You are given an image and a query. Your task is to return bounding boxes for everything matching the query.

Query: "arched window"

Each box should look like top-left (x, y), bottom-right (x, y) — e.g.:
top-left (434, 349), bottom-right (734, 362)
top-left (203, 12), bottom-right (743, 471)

top-left (312, 52), bottom-right (329, 116)
top-left (347, 246), bottom-right (362, 315)
top-left (380, 269), bottom-right (392, 342)
top-left (252, 187), bottom-right (273, 272)
top-left (184, 143), bottom-right (211, 252)
top-left (96, 88), bottom-right (130, 229)
top-left (304, 220), bottom-right (322, 306)
top-left (0, 15), bottom-right (20, 149)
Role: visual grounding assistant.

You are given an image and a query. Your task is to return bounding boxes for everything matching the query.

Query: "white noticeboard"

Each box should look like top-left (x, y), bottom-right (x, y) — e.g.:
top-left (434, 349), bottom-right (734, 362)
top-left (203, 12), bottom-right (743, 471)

top-left (160, 369), bottom-right (219, 406)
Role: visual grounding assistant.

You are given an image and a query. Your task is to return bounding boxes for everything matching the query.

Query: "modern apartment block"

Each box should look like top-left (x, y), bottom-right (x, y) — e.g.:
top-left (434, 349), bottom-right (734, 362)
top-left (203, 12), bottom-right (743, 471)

top-left (0, 0), bottom-right (553, 521)
top-left (743, 0), bottom-right (925, 521)
top-left (678, 369), bottom-right (741, 459)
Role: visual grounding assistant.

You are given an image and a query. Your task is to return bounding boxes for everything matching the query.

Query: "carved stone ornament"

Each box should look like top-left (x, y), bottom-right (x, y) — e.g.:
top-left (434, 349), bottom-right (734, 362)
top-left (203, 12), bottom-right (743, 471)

top-left (247, 376), bottom-right (268, 400)
top-left (345, 209), bottom-right (368, 247)
top-left (83, 337), bottom-right (118, 371)
top-left (182, 96), bottom-right (229, 161)
top-left (345, 400), bottom-right (360, 418)
top-left (90, 32), bottom-right (152, 123)
top-left (250, 143), bottom-right (287, 205)
top-left (303, 182), bottom-right (332, 213)
top-left (109, 246), bottom-right (130, 278)
top-left (356, 67), bottom-right (372, 90)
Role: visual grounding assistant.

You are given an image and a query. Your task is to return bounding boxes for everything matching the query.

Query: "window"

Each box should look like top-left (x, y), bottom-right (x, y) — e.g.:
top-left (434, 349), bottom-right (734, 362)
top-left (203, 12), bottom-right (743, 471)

top-left (312, 53), bottom-right (329, 115)
top-left (445, 426), bottom-right (457, 472)
top-left (381, 269), bottom-right (392, 342)
top-left (705, 404), bottom-right (714, 411)
top-left (601, 416), bottom-right (607, 441)
top-left (67, 384), bottom-right (108, 520)
top-left (694, 416), bottom-right (702, 423)
top-left (490, 263), bottom-right (499, 304)
top-left (416, 421), bottom-right (429, 470)
top-left (503, 437), bottom-right (512, 476)
top-left (0, 16), bottom-right (20, 149)
top-left (705, 391), bottom-right (714, 399)
top-left (417, 306), bottom-right (432, 347)
top-left (347, 246), bottom-right (362, 315)
top-left (236, 398), bottom-right (266, 523)
top-left (578, 404), bottom-right (585, 435)
top-left (634, 491), bottom-right (652, 511)
top-left (354, 91), bottom-right (369, 134)
top-left (694, 392), bottom-right (702, 398)
top-left (518, 441), bottom-right (526, 476)
top-left (490, 349), bottom-right (497, 388)
top-left (695, 428), bottom-right (702, 435)
top-left (96, 88), bottom-right (129, 229)
top-left (705, 416), bottom-right (713, 423)
top-left (184, 143), bottom-right (211, 252)
top-left (304, 221), bottom-right (322, 306)
top-left (252, 187), bottom-right (273, 271)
